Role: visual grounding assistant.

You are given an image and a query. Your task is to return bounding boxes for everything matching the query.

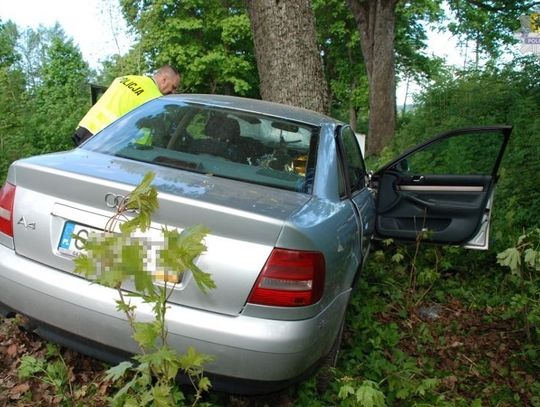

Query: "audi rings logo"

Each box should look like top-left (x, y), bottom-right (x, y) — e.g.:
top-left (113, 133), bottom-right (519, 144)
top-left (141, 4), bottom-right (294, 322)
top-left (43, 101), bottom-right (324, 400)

top-left (104, 193), bottom-right (137, 212)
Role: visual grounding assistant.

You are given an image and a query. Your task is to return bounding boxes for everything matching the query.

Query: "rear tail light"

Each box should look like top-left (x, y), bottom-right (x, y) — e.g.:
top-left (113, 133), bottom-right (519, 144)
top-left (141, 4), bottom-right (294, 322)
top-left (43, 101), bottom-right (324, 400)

top-left (0, 182), bottom-right (16, 237)
top-left (247, 248), bottom-right (325, 307)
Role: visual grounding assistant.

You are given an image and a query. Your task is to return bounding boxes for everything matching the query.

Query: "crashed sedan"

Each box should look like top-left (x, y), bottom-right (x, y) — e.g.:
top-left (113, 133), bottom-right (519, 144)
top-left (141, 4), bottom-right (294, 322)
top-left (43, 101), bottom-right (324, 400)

top-left (0, 94), bottom-right (511, 393)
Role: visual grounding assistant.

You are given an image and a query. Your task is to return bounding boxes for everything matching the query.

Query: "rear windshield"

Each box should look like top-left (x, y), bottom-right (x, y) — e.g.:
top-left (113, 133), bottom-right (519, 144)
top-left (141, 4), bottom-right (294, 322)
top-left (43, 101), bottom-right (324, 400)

top-left (82, 100), bottom-right (318, 193)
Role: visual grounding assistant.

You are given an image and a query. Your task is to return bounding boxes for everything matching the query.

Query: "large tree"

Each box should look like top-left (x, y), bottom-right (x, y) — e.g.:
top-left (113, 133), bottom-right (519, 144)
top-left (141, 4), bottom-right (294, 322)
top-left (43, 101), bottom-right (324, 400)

top-left (346, 0), bottom-right (399, 156)
top-left (246, 0), bottom-right (329, 114)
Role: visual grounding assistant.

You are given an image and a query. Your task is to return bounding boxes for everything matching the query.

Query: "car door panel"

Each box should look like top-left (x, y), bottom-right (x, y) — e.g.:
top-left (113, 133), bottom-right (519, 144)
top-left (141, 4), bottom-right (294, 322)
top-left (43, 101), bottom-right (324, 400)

top-left (374, 126), bottom-right (511, 248)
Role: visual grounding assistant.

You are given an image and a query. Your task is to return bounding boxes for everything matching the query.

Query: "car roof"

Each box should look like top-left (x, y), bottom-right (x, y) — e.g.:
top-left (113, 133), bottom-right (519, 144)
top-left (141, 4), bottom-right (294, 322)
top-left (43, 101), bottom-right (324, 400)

top-left (162, 94), bottom-right (341, 127)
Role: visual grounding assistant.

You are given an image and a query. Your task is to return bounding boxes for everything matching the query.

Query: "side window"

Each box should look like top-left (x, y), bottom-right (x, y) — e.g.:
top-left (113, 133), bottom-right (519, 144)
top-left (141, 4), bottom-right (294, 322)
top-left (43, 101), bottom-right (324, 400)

top-left (338, 161), bottom-right (346, 197)
top-left (392, 131), bottom-right (505, 176)
top-left (339, 126), bottom-right (367, 194)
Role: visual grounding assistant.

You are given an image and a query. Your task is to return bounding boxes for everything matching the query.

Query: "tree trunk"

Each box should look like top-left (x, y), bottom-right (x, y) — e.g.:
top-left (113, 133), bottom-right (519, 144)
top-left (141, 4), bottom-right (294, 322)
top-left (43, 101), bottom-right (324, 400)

top-left (347, 0), bottom-right (398, 156)
top-left (246, 0), bottom-right (329, 114)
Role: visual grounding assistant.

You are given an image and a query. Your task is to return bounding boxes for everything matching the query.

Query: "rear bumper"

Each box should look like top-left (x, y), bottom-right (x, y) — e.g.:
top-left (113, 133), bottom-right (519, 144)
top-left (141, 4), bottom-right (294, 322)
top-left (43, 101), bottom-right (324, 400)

top-left (0, 244), bottom-right (349, 392)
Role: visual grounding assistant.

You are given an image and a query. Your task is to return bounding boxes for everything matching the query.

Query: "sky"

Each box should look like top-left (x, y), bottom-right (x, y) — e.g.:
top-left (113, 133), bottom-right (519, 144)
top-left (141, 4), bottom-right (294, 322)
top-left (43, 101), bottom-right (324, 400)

top-left (0, 0), bottom-right (133, 69)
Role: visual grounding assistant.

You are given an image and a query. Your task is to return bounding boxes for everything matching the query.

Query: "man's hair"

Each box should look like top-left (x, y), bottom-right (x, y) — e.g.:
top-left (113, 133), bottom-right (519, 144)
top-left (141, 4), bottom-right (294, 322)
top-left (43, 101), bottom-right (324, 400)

top-left (155, 65), bottom-right (180, 79)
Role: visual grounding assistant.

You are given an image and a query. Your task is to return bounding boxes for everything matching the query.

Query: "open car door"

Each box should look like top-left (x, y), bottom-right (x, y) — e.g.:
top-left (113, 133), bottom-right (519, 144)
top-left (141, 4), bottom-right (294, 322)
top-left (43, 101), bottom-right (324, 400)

top-left (373, 126), bottom-right (511, 249)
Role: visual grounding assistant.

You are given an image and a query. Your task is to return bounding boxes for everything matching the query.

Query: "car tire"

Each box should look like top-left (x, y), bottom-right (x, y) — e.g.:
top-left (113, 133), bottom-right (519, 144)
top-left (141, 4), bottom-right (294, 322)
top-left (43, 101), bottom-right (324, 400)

top-left (315, 316), bottom-right (345, 394)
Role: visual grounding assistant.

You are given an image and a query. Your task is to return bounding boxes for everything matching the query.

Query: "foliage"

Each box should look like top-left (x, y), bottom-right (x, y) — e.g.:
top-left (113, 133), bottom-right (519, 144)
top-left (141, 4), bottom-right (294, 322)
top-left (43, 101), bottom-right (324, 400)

top-left (73, 171), bottom-right (214, 406)
top-left (18, 343), bottom-right (74, 405)
top-left (313, 0), bottom-right (368, 128)
top-left (395, 1), bottom-right (446, 80)
top-left (0, 20), bottom-right (31, 182)
top-left (96, 45), bottom-right (147, 85)
top-left (0, 20), bottom-right (19, 68)
top-left (119, 0), bottom-right (258, 96)
top-left (293, 235), bottom-right (538, 406)
top-left (445, 0), bottom-right (537, 62)
top-left (0, 22), bottom-right (93, 183)
top-left (29, 27), bottom-right (92, 153)
top-left (338, 378), bottom-right (386, 407)
top-left (497, 228), bottom-right (540, 342)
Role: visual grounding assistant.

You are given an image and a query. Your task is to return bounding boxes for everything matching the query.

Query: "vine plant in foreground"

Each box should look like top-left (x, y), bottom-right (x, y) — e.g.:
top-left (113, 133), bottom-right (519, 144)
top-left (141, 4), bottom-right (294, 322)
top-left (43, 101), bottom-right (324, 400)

top-left (73, 171), bottom-right (215, 406)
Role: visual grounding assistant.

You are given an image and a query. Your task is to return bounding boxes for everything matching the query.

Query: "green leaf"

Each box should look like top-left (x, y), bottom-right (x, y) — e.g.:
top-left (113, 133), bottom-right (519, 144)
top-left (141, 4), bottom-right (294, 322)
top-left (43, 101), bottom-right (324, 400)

top-left (497, 247), bottom-right (521, 274)
top-left (73, 254), bottom-right (97, 279)
top-left (45, 343), bottom-right (60, 358)
top-left (115, 299), bottom-right (136, 314)
top-left (338, 383), bottom-right (356, 399)
top-left (18, 356), bottom-right (44, 378)
top-left (124, 397), bottom-right (140, 407)
top-left (178, 346), bottom-right (214, 375)
top-left (121, 172), bottom-right (159, 232)
top-left (197, 376), bottom-right (212, 393)
top-left (524, 248), bottom-right (540, 271)
top-left (119, 217), bottom-right (140, 234)
top-left (152, 383), bottom-right (174, 407)
top-left (46, 360), bottom-right (68, 385)
top-left (354, 380), bottom-right (386, 407)
top-left (416, 377), bottom-right (439, 396)
top-left (132, 321), bottom-right (160, 350)
top-left (105, 361), bottom-right (133, 382)
top-left (471, 398), bottom-right (483, 407)
top-left (158, 225), bottom-right (215, 293)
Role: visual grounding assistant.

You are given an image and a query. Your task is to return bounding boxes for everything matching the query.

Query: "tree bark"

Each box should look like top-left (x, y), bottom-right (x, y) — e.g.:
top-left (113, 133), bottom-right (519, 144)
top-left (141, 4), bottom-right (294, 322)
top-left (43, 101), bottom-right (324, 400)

top-left (246, 0), bottom-right (329, 114)
top-left (347, 0), bottom-right (399, 156)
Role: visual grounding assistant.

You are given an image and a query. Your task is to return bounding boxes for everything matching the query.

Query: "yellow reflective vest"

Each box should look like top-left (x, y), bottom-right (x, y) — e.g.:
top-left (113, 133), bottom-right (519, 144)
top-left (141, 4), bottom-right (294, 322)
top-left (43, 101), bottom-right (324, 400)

top-left (78, 75), bottom-right (162, 135)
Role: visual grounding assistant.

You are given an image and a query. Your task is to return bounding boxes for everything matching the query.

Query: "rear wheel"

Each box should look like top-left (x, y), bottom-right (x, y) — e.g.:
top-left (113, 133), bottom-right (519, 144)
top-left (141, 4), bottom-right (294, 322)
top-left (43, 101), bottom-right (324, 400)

top-left (315, 317), bottom-right (345, 394)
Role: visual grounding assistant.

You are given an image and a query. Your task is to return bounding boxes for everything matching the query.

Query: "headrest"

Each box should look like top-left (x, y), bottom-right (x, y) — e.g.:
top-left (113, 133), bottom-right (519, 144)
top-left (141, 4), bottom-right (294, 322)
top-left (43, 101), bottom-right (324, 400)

top-left (205, 114), bottom-right (240, 141)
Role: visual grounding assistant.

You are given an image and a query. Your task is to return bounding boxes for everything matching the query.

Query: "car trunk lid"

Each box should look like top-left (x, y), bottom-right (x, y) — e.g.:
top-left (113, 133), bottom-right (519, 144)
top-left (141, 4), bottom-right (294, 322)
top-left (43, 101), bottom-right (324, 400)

top-left (10, 150), bottom-right (310, 315)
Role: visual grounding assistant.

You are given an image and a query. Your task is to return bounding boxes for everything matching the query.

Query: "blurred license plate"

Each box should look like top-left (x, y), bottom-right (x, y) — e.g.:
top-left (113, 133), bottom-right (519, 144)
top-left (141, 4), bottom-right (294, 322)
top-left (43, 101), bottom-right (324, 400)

top-left (58, 221), bottom-right (99, 256)
top-left (57, 221), bottom-right (181, 283)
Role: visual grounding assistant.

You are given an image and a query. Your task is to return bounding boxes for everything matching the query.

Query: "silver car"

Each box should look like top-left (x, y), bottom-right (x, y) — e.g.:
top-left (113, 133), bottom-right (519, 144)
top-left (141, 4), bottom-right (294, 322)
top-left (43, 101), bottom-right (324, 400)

top-left (0, 94), bottom-right (511, 393)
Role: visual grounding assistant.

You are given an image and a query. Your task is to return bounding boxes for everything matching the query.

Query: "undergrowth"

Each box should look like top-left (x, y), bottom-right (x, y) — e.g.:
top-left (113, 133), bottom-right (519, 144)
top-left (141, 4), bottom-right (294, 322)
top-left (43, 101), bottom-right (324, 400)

top-left (294, 238), bottom-right (539, 407)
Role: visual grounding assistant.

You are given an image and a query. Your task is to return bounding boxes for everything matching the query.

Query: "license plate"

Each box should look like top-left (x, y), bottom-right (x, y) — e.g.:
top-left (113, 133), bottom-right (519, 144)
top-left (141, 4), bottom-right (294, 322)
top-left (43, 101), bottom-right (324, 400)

top-left (57, 221), bottom-right (182, 283)
top-left (58, 221), bottom-right (99, 256)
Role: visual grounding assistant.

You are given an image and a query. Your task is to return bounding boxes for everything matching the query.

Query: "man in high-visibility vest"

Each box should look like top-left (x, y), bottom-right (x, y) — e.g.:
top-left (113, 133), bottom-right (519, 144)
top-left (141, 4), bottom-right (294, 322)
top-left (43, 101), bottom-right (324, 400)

top-left (73, 65), bottom-right (181, 146)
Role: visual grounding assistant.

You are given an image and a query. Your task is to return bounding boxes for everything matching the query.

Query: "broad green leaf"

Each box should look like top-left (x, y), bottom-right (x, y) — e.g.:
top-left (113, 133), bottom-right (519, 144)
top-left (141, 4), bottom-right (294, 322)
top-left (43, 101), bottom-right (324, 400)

top-left (132, 321), bottom-right (160, 350)
top-left (338, 383), bottom-right (356, 399)
top-left (355, 380), bottom-right (386, 407)
top-left (45, 343), bottom-right (60, 357)
top-left (105, 361), bottom-right (133, 382)
top-left (73, 254), bottom-right (96, 279)
top-left (158, 225), bottom-right (215, 293)
top-left (123, 397), bottom-right (140, 407)
top-left (18, 356), bottom-right (44, 378)
top-left (497, 247), bottom-right (521, 274)
top-left (197, 376), bottom-right (212, 393)
top-left (178, 346), bottom-right (214, 373)
top-left (121, 172), bottom-right (159, 232)
top-left (524, 248), bottom-right (540, 271)
top-left (152, 383), bottom-right (172, 407)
